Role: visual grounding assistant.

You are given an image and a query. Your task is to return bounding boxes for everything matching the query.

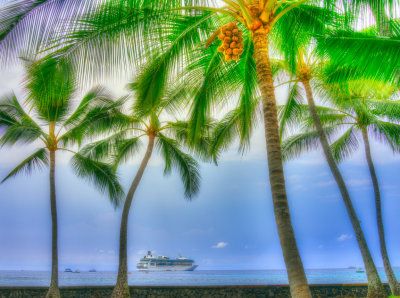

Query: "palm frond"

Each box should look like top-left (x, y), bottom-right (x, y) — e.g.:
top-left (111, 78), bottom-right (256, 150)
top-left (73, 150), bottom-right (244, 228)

top-left (156, 133), bottom-right (200, 199)
top-left (330, 125), bottom-right (359, 163)
top-left (0, 93), bottom-right (44, 145)
top-left (60, 96), bottom-right (130, 146)
top-left (273, 3), bottom-right (340, 73)
top-left (278, 82), bottom-right (304, 139)
top-left (113, 136), bottom-right (143, 167)
top-left (79, 130), bottom-right (129, 162)
top-left (369, 120), bottom-right (400, 152)
top-left (24, 56), bottom-right (75, 122)
top-left (368, 98), bottom-right (400, 122)
top-left (187, 33), bottom-right (256, 143)
top-left (317, 30), bottom-right (400, 85)
top-left (1, 148), bottom-right (48, 183)
top-left (281, 126), bottom-right (336, 161)
top-left (166, 119), bottom-right (215, 162)
top-left (210, 108), bottom-right (241, 162)
top-left (0, 0), bottom-right (98, 66)
top-left (63, 86), bottom-right (115, 128)
top-left (71, 153), bottom-right (124, 207)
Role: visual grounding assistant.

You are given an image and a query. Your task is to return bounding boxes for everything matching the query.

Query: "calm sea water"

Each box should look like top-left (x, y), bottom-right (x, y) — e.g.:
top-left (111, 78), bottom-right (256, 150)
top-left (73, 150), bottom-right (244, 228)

top-left (0, 268), bottom-right (399, 286)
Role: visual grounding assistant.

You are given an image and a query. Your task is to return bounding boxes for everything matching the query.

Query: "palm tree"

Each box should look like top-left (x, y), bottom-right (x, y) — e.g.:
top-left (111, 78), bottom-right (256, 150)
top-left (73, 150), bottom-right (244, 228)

top-left (275, 42), bottom-right (387, 294)
top-left (47, 2), bottom-right (336, 296)
top-left (280, 80), bottom-right (400, 297)
top-left (80, 60), bottom-right (210, 297)
top-left (181, 4), bottom-right (332, 297)
top-left (0, 57), bottom-right (125, 298)
top-left (328, 82), bottom-right (400, 296)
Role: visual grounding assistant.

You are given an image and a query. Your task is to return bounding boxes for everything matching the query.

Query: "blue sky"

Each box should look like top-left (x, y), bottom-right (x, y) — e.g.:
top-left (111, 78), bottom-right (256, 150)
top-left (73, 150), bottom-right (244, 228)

top-left (0, 66), bottom-right (400, 272)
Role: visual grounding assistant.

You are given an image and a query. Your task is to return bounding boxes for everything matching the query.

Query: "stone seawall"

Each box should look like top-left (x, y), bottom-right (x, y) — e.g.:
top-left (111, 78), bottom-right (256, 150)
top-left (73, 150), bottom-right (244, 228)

top-left (0, 284), bottom-right (391, 297)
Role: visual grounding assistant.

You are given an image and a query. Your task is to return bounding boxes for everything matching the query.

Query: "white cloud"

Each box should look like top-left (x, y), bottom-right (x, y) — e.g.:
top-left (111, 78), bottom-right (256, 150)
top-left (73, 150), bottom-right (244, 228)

top-left (315, 180), bottom-right (335, 187)
top-left (212, 241), bottom-right (228, 249)
top-left (337, 234), bottom-right (352, 242)
top-left (346, 179), bottom-right (370, 187)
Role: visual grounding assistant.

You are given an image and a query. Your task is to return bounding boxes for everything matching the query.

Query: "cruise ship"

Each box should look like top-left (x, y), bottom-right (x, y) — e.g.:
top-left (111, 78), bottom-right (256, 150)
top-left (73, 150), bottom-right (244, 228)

top-left (137, 251), bottom-right (198, 271)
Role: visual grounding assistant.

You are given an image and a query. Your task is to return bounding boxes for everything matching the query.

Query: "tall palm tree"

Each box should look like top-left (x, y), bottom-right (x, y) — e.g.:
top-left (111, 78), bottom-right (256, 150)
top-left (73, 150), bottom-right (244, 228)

top-left (0, 57), bottom-right (125, 298)
top-left (280, 80), bottom-right (400, 297)
top-left (46, 2), bottom-right (336, 296)
top-left (275, 44), bottom-right (387, 295)
top-left (181, 4), bottom-right (332, 297)
top-left (80, 60), bottom-right (210, 297)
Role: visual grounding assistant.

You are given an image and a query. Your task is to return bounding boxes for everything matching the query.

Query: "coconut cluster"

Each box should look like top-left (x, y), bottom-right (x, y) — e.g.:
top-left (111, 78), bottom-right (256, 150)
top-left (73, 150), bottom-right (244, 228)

top-left (217, 23), bottom-right (244, 61)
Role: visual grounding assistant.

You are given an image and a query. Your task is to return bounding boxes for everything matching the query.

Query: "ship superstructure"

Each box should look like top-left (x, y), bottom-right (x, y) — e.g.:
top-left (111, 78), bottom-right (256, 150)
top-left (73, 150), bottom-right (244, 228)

top-left (136, 251), bottom-right (198, 271)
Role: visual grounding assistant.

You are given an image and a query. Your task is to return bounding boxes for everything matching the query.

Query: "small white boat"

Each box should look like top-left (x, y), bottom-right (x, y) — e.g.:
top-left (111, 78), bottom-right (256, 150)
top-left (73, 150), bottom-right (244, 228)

top-left (64, 268), bottom-right (72, 273)
top-left (356, 268), bottom-right (365, 273)
top-left (89, 269), bottom-right (96, 272)
top-left (73, 269), bottom-right (80, 273)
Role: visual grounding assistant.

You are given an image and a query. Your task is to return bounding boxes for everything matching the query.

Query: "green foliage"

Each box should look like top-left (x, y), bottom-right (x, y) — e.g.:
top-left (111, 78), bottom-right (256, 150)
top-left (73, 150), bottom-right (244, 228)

top-left (156, 133), bottom-right (200, 199)
top-left (280, 79), bottom-right (400, 163)
top-left (1, 148), bottom-right (48, 183)
top-left (317, 30), bottom-right (400, 86)
top-left (0, 0), bottom-right (98, 64)
top-left (25, 57), bottom-right (75, 122)
top-left (0, 57), bottom-right (126, 204)
top-left (0, 93), bottom-right (44, 145)
top-left (71, 153), bottom-right (124, 206)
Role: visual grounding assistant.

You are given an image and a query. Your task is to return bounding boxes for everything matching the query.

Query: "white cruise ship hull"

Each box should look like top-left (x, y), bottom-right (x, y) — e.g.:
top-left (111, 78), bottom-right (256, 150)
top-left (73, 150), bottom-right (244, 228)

top-left (137, 265), bottom-right (198, 272)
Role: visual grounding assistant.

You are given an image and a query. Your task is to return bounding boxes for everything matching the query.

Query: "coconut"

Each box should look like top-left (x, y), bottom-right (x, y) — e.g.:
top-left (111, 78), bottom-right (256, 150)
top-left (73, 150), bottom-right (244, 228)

top-left (225, 55), bottom-right (232, 61)
top-left (218, 23), bottom-right (244, 62)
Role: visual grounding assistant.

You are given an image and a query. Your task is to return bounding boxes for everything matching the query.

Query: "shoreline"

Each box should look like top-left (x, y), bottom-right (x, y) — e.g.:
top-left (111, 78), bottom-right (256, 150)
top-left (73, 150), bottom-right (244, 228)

top-left (0, 284), bottom-right (391, 297)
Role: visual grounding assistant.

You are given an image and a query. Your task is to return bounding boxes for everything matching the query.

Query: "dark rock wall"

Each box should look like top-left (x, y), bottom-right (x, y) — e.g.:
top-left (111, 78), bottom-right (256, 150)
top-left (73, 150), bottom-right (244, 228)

top-left (0, 284), bottom-right (391, 297)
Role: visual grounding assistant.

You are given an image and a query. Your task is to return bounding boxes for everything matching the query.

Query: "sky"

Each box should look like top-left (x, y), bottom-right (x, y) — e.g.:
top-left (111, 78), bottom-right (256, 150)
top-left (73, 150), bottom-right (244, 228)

top-left (0, 63), bottom-right (400, 273)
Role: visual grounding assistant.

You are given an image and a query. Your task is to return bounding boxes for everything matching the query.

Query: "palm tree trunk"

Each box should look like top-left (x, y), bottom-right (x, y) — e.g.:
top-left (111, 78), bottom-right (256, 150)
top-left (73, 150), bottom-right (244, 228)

top-left (46, 149), bottom-right (60, 298)
top-left (112, 135), bottom-right (155, 298)
top-left (302, 79), bottom-right (386, 297)
top-left (361, 126), bottom-right (400, 296)
top-left (253, 29), bottom-right (311, 298)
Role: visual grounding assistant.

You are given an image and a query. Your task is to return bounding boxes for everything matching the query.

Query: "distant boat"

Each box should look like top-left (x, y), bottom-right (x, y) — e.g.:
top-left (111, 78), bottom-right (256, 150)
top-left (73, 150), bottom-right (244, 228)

top-left (73, 270), bottom-right (80, 273)
top-left (348, 266), bottom-right (356, 269)
top-left (89, 269), bottom-right (97, 272)
top-left (64, 268), bottom-right (72, 273)
top-left (356, 268), bottom-right (365, 273)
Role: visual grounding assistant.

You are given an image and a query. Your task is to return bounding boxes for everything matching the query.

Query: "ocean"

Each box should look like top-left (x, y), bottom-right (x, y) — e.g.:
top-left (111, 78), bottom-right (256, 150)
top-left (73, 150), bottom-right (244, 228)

top-left (0, 268), bottom-right (399, 287)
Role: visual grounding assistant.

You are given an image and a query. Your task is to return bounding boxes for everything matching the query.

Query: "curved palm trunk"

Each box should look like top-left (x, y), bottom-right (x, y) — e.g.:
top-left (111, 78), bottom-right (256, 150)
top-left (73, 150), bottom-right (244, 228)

top-left (112, 135), bottom-right (155, 298)
top-left (46, 149), bottom-right (60, 298)
top-left (302, 79), bottom-right (386, 297)
top-left (253, 29), bottom-right (311, 298)
top-left (361, 127), bottom-right (400, 296)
